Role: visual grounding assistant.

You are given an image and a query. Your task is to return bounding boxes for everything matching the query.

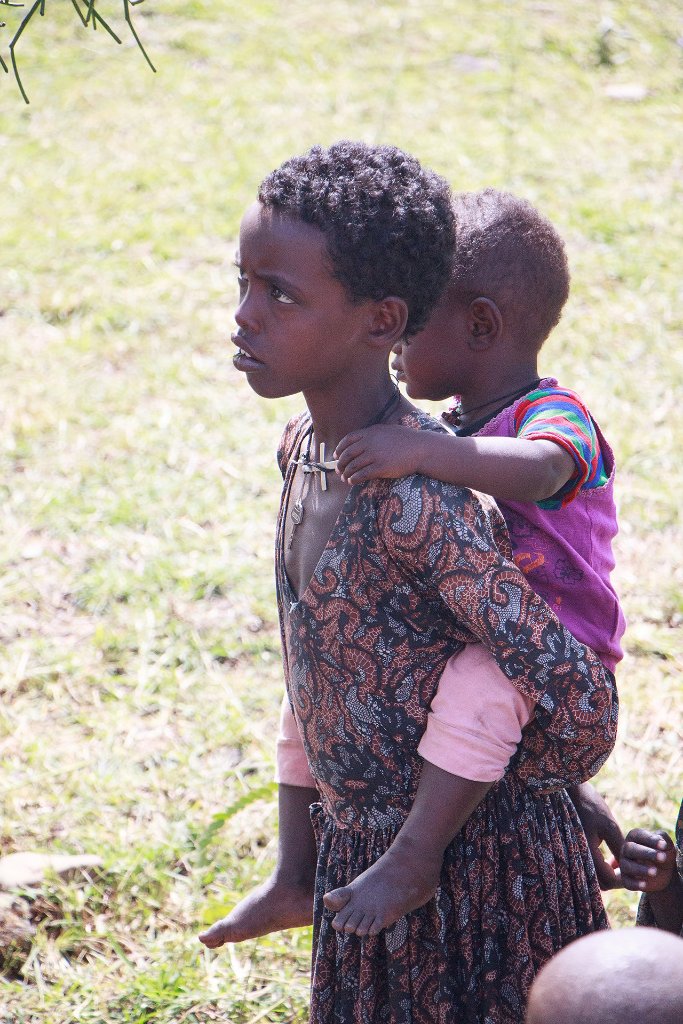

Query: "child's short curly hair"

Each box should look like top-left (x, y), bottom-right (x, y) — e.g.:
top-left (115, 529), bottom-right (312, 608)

top-left (258, 141), bottom-right (455, 337)
top-left (451, 189), bottom-right (570, 351)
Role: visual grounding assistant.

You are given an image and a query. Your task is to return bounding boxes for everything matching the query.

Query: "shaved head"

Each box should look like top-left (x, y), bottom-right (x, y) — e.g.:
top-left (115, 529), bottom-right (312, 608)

top-left (526, 929), bottom-right (683, 1024)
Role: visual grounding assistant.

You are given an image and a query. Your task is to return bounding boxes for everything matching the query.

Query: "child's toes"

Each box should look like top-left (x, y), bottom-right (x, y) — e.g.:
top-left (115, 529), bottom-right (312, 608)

top-left (340, 908), bottom-right (368, 934)
top-left (354, 913), bottom-right (375, 937)
top-left (323, 885), bottom-right (352, 912)
top-left (330, 900), bottom-right (357, 932)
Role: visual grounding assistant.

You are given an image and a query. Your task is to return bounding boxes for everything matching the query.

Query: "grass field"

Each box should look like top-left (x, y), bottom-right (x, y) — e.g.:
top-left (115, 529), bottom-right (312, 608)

top-left (0, 1), bottom-right (681, 1021)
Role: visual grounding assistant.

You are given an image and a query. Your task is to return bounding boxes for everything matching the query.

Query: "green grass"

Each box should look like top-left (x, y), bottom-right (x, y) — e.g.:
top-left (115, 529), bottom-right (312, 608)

top-left (1, 1), bottom-right (682, 1020)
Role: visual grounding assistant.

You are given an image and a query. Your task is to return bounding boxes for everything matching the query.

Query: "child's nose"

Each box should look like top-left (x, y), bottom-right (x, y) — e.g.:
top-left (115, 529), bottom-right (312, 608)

top-left (390, 348), bottom-right (404, 371)
top-left (234, 293), bottom-right (259, 333)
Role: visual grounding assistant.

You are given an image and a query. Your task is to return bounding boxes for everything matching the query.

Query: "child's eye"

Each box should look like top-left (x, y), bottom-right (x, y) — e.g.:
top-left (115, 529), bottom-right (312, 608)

top-left (237, 272), bottom-right (248, 294)
top-left (271, 285), bottom-right (294, 305)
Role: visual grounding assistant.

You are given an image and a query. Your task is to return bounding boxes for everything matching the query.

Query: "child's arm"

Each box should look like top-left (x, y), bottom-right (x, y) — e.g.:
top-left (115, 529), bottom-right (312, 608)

top-left (198, 782), bottom-right (318, 947)
top-left (323, 762), bottom-right (491, 936)
top-left (335, 424), bottom-right (575, 503)
top-left (567, 783), bottom-right (625, 890)
top-left (620, 827), bottom-right (683, 934)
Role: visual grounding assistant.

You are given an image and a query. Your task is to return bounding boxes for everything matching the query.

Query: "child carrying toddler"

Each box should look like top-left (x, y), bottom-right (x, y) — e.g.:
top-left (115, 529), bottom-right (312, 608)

top-left (199, 153), bottom-right (618, 1024)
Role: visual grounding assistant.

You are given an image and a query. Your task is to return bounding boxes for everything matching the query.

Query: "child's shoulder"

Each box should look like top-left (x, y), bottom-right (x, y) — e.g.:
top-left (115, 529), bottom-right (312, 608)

top-left (277, 412), bottom-right (310, 477)
top-left (520, 378), bottom-right (589, 405)
top-left (371, 411), bottom-right (510, 553)
top-left (520, 378), bottom-right (594, 416)
top-left (375, 470), bottom-right (511, 565)
top-left (398, 406), bottom-right (448, 435)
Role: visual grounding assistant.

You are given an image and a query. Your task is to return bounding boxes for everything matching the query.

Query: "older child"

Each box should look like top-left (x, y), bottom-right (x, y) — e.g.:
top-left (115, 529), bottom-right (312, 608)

top-left (335, 190), bottom-right (625, 789)
top-left (199, 145), bottom-right (617, 1024)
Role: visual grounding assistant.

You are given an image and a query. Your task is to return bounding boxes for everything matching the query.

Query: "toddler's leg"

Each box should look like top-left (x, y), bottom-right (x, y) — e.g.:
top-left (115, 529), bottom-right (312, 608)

top-left (324, 645), bottom-right (533, 936)
top-left (323, 763), bottom-right (490, 936)
top-left (418, 643), bottom-right (535, 779)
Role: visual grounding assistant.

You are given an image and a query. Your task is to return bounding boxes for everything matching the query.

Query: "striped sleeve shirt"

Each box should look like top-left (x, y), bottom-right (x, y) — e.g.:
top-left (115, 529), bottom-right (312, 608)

top-left (513, 387), bottom-right (608, 510)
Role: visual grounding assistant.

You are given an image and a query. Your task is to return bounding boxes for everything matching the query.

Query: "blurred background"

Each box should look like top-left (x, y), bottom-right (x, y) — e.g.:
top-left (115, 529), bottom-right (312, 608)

top-left (0, 2), bottom-right (681, 1021)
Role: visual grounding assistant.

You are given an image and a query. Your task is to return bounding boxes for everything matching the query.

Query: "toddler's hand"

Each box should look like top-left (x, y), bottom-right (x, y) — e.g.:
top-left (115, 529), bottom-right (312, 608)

top-left (619, 828), bottom-right (676, 892)
top-left (335, 425), bottom-right (421, 484)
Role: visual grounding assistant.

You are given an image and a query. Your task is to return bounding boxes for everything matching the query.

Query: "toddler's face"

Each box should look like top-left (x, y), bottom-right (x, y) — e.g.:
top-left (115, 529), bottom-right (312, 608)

top-left (393, 285), bottom-right (474, 401)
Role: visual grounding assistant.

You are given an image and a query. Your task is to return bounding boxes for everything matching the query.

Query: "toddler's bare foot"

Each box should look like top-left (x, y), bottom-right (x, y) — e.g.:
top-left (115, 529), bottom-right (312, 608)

top-left (322, 842), bottom-right (441, 937)
top-left (198, 873), bottom-right (314, 948)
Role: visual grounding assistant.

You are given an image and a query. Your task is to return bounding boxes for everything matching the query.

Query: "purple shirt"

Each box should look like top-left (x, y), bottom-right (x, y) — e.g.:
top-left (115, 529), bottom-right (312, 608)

top-left (449, 378), bottom-right (625, 671)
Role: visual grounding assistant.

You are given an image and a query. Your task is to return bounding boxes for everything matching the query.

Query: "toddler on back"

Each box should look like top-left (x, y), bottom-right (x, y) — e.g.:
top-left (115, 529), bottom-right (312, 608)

top-left (336, 189), bottom-right (625, 785)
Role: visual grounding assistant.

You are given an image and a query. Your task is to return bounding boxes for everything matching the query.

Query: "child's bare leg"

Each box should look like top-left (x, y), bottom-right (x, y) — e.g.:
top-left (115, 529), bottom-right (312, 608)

top-left (199, 784), bottom-right (318, 948)
top-left (199, 873), bottom-right (314, 946)
top-left (322, 839), bottom-right (443, 936)
top-left (323, 764), bottom-right (491, 936)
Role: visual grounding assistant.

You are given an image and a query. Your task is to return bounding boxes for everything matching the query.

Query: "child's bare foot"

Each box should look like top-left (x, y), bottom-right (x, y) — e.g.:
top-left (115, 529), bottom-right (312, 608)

top-left (322, 842), bottom-right (442, 937)
top-left (198, 873), bottom-right (314, 948)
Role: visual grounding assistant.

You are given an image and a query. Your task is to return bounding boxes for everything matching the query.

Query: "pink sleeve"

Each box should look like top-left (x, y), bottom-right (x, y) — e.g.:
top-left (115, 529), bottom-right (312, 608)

top-left (418, 644), bottom-right (536, 782)
top-left (275, 693), bottom-right (317, 789)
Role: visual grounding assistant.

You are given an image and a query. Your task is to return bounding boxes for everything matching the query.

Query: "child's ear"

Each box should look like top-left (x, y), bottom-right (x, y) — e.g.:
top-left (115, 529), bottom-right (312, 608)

top-left (468, 297), bottom-right (503, 350)
top-left (366, 297), bottom-right (409, 350)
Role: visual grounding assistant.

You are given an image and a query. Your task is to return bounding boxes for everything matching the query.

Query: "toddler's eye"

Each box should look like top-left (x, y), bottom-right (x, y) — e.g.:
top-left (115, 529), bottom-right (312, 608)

top-left (237, 273), bottom-right (247, 294)
top-left (271, 285), bottom-right (294, 304)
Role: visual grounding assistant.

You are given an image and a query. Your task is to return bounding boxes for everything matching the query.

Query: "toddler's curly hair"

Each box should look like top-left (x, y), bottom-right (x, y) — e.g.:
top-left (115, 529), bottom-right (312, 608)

top-left (258, 141), bottom-right (455, 336)
top-left (452, 189), bottom-right (570, 351)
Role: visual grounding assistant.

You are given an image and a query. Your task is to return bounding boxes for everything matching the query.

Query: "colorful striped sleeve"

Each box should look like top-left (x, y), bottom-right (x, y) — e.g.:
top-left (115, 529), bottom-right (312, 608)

top-left (513, 388), bottom-right (608, 509)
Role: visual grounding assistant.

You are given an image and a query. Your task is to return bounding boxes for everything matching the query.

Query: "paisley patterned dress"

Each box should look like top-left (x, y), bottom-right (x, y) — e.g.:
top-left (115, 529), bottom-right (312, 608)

top-left (276, 411), bottom-right (618, 1024)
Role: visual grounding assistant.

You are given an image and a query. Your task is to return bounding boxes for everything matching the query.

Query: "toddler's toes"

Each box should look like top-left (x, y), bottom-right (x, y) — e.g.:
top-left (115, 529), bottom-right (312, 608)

top-left (340, 907), bottom-right (368, 934)
top-left (323, 885), bottom-right (352, 912)
top-left (354, 913), bottom-right (376, 937)
top-left (330, 904), bottom-right (355, 932)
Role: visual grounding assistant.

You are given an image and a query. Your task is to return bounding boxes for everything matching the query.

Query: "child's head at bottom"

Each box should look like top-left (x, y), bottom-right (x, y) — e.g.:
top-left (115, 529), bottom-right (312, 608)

top-left (525, 928), bottom-right (683, 1024)
top-left (233, 141), bottom-right (455, 400)
top-left (395, 188), bottom-right (571, 402)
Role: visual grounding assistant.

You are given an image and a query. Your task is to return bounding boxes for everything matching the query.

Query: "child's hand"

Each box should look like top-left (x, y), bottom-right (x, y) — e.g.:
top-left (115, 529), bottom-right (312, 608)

top-left (618, 828), bottom-right (677, 893)
top-left (335, 425), bottom-right (423, 484)
top-left (567, 783), bottom-right (624, 890)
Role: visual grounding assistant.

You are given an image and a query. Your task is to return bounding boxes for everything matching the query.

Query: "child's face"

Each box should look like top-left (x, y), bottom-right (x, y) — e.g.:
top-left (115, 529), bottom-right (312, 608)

top-left (232, 203), bottom-right (371, 400)
top-left (392, 284), bottom-right (474, 401)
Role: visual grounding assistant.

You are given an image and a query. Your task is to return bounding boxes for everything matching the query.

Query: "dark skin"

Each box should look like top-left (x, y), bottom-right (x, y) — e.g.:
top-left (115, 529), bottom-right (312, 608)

top-left (567, 784), bottom-right (683, 933)
top-left (199, 204), bottom-right (493, 946)
top-left (620, 827), bottom-right (682, 933)
top-left (567, 782), bottom-right (625, 889)
top-left (198, 783), bottom-right (318, 947)
top-left (323, 765), bottom-right (490, 936)
top-left (525, 929), bottom-right (683, 1024)
top-left (335, 288), bottom-right (576, 503)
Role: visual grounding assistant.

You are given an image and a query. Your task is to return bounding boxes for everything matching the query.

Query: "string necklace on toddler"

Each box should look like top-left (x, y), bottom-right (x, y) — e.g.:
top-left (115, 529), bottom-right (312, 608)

top-left (449, 378), bottom-right (541, 427)
top-left (288, 385), bottom-right (401, 545)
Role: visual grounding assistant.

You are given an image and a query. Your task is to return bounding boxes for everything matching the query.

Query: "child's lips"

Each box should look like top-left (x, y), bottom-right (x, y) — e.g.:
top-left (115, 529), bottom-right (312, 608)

top-left (232, 335), bottom-right (264, 371)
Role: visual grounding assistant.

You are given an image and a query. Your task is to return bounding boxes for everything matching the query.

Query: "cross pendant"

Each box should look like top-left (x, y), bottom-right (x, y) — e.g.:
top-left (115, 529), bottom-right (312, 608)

top-left (301, 442), bottom-right (337, 491)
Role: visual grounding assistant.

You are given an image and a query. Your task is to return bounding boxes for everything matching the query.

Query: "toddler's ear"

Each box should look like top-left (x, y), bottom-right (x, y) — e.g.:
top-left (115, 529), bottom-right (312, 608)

top-left (468, 297), bottom-right (502, 350)
top-left (367, 297), bottom-right (409, 350)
